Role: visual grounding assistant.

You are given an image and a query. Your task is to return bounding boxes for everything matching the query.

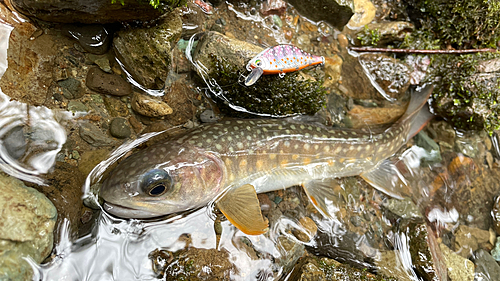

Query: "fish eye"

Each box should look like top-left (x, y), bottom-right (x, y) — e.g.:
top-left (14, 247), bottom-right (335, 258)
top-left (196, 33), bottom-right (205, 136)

top-left (142, 169), bottom-right (172, 197)
top-left (255, 59), bottom-right (262, 67)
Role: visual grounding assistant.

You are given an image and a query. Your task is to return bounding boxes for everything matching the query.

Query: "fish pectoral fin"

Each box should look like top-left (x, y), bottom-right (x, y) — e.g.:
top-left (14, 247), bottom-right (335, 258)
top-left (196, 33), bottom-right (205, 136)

top-left (359, 159), bottom-right (409, 199)
top-left (216, 184), bottom-right (268, 235)
top-left (244, 67), bottom-right (264, 86)
top-left (302, 179), bottom-right (342, 218)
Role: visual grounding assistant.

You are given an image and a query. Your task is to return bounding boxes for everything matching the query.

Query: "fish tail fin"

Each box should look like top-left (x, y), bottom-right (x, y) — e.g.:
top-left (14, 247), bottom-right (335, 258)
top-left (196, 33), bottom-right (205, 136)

top-left (400, 85), bottom-right (434, 140)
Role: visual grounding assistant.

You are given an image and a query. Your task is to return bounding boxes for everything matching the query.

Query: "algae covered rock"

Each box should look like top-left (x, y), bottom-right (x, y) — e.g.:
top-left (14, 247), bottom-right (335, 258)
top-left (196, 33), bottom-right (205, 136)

top-left (0, 173), bottom-right (57, 280)
top-left (429, 53), bottom-right (500, 135)
top-left (10, 0), bottom-right (186, 24)
top-left (113, 11), bottom-right (182, 89)
top-left (192, 31), bottom-right (327, 117)
top-left (285, 0), bottom-right (354, 30)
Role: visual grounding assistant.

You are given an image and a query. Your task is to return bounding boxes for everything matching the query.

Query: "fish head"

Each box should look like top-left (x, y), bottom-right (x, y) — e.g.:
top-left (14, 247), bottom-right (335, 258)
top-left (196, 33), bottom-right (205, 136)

top-left (246, 55), bottom-right (269, 71)
top-left (100, 143), bottom-right (225, 218)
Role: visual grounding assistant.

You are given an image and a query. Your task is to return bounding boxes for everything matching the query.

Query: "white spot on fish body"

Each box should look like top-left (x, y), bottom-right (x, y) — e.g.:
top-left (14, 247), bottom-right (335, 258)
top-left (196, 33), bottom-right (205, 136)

top-left (237, 142), bottom-right (244, 149)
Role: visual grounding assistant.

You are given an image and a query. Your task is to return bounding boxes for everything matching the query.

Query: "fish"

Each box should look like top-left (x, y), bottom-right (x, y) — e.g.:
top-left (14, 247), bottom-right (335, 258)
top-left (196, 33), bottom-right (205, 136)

top-left (100, 86), bottom-right (433, 235)
top-left (244, 44), bottom-right (325, 86)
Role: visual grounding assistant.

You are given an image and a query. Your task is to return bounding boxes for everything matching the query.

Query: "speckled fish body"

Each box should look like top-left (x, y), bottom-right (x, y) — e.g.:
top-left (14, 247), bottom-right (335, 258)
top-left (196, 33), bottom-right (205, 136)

top-left (246, 44), bottom-right (324, 74)
top-left (100, 87), bottom-right (433, 220)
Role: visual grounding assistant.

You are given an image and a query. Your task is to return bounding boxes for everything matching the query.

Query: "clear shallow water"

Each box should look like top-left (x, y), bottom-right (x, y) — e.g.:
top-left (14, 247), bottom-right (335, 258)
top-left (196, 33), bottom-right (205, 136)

top-left (0, 2), bottom-right (498, 281)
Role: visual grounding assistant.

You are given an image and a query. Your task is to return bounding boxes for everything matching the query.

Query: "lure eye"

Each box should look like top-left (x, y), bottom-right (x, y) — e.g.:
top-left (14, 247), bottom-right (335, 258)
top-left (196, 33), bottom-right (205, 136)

top-left (142, 169), bottom-right (172, 197)
top-left (255, 59), bottom-right (262, 67)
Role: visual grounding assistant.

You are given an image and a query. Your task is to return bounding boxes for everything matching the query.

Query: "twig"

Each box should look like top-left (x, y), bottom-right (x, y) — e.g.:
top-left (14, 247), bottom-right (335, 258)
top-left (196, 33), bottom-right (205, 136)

top-left (349, 47), bottom-right (499, 54)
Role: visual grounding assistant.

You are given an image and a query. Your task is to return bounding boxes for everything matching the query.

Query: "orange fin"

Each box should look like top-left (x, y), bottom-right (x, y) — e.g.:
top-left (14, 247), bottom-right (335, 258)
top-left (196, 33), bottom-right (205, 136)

top-left (216, 184), bottom-right (268, 235)
top-left (302, 179), bottom-right (342, 218)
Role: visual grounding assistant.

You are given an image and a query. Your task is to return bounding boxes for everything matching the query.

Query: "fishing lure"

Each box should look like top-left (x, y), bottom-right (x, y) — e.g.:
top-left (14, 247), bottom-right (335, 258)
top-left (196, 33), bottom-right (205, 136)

top-left (244, 44), bottom-right (325, 86)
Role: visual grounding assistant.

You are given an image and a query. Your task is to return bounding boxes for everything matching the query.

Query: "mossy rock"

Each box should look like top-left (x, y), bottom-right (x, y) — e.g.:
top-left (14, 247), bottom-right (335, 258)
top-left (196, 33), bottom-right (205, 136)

top-left (192, 32), bottom-right (327, 117)
top-left (428, 53), bottom-right (500, 135)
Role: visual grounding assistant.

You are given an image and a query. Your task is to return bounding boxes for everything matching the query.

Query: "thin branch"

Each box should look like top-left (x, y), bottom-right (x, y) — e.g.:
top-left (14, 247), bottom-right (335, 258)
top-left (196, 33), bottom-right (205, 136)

top-left (349, 47), bottom-right (499, 54)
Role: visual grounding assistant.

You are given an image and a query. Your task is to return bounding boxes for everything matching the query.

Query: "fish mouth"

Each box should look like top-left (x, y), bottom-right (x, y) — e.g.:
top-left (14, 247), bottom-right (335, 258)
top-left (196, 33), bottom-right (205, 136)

top-left (103, 202), bottom-right (165, 219)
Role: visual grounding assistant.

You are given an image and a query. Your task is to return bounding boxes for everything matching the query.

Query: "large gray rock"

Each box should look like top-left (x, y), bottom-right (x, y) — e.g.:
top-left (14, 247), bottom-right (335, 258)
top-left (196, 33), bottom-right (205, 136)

top-left (113, 11), bottom-right (182, 89)
top-left (0, 173), bottom-right (57, 280)
top-left (285, 0), bottom-right (353, 30)
top-left (192, 31), bottom-right (263, 78)
top-left (10, 0), bottom-right (186, 24)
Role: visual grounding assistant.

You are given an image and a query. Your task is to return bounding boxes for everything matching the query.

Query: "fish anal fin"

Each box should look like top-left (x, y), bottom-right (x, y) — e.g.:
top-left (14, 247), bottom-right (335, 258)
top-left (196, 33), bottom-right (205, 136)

top-left (244, 67), bottom-right (264, 86)
top-left (360, 160), bottom-right (409, 199)
top-left (302, 179), bottom-right (342, 218)
top-left (216, 184), bottom-right (268, 235)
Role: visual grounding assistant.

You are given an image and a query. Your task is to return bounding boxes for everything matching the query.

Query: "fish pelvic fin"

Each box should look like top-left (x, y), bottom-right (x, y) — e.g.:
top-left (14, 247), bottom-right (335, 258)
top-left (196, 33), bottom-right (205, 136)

top-left (244, 67), bottom-right (264, 86)
top-left (216, 184), bottom-right (269, 235)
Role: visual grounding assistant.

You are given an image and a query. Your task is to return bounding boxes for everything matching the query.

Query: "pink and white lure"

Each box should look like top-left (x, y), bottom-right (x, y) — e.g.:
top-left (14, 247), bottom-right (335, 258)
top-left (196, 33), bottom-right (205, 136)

top-left (244, 44), bottom-right (325, 86)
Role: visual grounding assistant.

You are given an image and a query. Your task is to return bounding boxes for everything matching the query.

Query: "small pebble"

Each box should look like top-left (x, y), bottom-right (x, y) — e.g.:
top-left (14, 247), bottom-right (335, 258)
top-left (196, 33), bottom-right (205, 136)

top-left (86, 66), bottom-right (132, 97)
top-left (131, 92), bottom-right (173, 117)
top-left (79, 123), bottom-right (113, 147)
top-left (109, 117), bottom-right (132, 139)
top-left (71, 150), bottom-right (80, 160)
top-left (200, 109), bottom-right (218, 123)
top-left (67, 101), bottom-right (88, 113)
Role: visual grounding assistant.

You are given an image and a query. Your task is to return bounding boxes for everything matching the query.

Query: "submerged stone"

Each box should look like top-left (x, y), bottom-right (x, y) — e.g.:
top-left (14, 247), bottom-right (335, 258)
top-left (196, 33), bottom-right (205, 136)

top-left (113, 11), bottom-right (182, 89)
top-left (285, 0), bottom-right (353, 30)
top-left (0, 173), bottom-right (57, 280)
top-left (85, 67), bottom-right (132, 97)
top-left (61, 24), bottom-right (111, 54)
top-left (192, 31), bottom-right (327, 117)
top-left (131, 92), bottom-right (173, 117)
top-left (10, 0), bottom-right (186, 24)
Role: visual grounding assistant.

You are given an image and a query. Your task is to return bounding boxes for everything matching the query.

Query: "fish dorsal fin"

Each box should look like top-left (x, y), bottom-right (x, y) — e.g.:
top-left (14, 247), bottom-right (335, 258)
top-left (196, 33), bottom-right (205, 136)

top-left (407, 104), bottom-right (433, 140)
top-left (359, 159), bottom-right (410, 199)
top-left (216, 184), bottom-right (269, 235)
top-left (244, 67), bottom-right (264, 86)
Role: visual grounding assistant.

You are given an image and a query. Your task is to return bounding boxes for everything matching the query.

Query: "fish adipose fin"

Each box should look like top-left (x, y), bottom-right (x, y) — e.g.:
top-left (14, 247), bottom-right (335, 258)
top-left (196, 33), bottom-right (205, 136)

top-left (360, 159), bottom-right (410, 199)
top-left (244, 67), bottom-right (264, 86)
top-left (302, 179), bottom-right (342, 218)
top-left (216, 184), bottom-right (269, 235)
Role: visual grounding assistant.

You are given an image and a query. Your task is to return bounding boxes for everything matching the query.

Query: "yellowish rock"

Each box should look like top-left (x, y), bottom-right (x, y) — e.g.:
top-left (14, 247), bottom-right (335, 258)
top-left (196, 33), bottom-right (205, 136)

top-left (348, 0), bottom-right (376, 28)
top-left (131, 92), bottom-right (173, 117)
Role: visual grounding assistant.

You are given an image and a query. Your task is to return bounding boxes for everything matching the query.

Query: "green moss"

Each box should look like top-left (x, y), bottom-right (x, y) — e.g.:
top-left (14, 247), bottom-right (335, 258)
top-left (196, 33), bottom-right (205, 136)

top-left (427, 52), bottom-right (500, 135)
top-left (357, 26), bottom-right (381, 46)
top-left (407, 0), bottom-right (500, 48)
top-left (208, 54), bottom-right (327, 117)
top-left (316, 257), bottom-right (397, 280)
top-left (111, 0), bottom-right (186, 10)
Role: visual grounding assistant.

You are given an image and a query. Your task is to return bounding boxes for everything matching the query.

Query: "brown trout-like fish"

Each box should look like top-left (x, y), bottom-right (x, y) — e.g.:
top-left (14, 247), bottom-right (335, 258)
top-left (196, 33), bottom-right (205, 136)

top-left (101, 86), bottom-right (433, 235)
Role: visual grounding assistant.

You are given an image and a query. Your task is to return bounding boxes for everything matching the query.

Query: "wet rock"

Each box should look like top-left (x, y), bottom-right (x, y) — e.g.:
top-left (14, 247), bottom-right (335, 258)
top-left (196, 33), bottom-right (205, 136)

top-left (473, 249), bottom-right (500, 281)
top-left (86, 53), bottom-right (111, 73)
top-left (193, 31), bottom-right (327, 117)
top-left (162, 79), bottom-right (198, 126)
top-left (439, 243), bottom-right (474, 281)
top-left (322, 55), bottom-right (342, 88)
top-left (200, 109), bottom-right (219, 123)
top-left (10, 0), bottom-right (185, 24)
top-left (347, 104), bottom-right (405, 128)
top-left (61, 24), bottom-right (111, 54)
top-left (78, 148), bottom-right (110, 176)
top-left (58, 77), bottom-right (84, 99)
top-left (109, 117), bottom-right (131, 139)
top-left (363, 22), bottom-right (414, 45)
top-left (383, 197), bottom-right (421, 219)
top-left (0, 21), bottom-right (60, 105)
top-left (149, 247), bottom-right (235, 280)
top-left (2, 125), bottom-right (27, 160)
top-left (453, 225), bottom-right (490, 258)
top-left (67, 100), bottom-right (88, 112)
top-left (85, 66), bottom-right (131, 96)
top-left (357, 54), bottom-right (411, 101)
top-left (79, 122), bottom-right (113, 147)
top-left (260, 0), bottom-right (287, 16)
top-left (413, 131), bottom-right (442, 165)
top-left (113, 11), bottom-right (182, 89)
top-left (426, 120), bottom-right (456, 152)
top-left (192, 31), bottom-right (263, 78)
top-left (131, 92), bottom-right (173, 117)
top-left (376, 251), bottom-right (415, 281)
top-left (347, 0), bottom-right (376, 28)
top-left (285, 0), bottom-right (353, 30)
top-left (103, 96), bottom-right (129, 117)
top-left (179, 2), bottom-right (206, 39)
top-left (293, 217), bottom-right (318, 242)
top-left (290, 256), bottom-right (396, 280)
top-left (0, 173), bottom-right (57, 280)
